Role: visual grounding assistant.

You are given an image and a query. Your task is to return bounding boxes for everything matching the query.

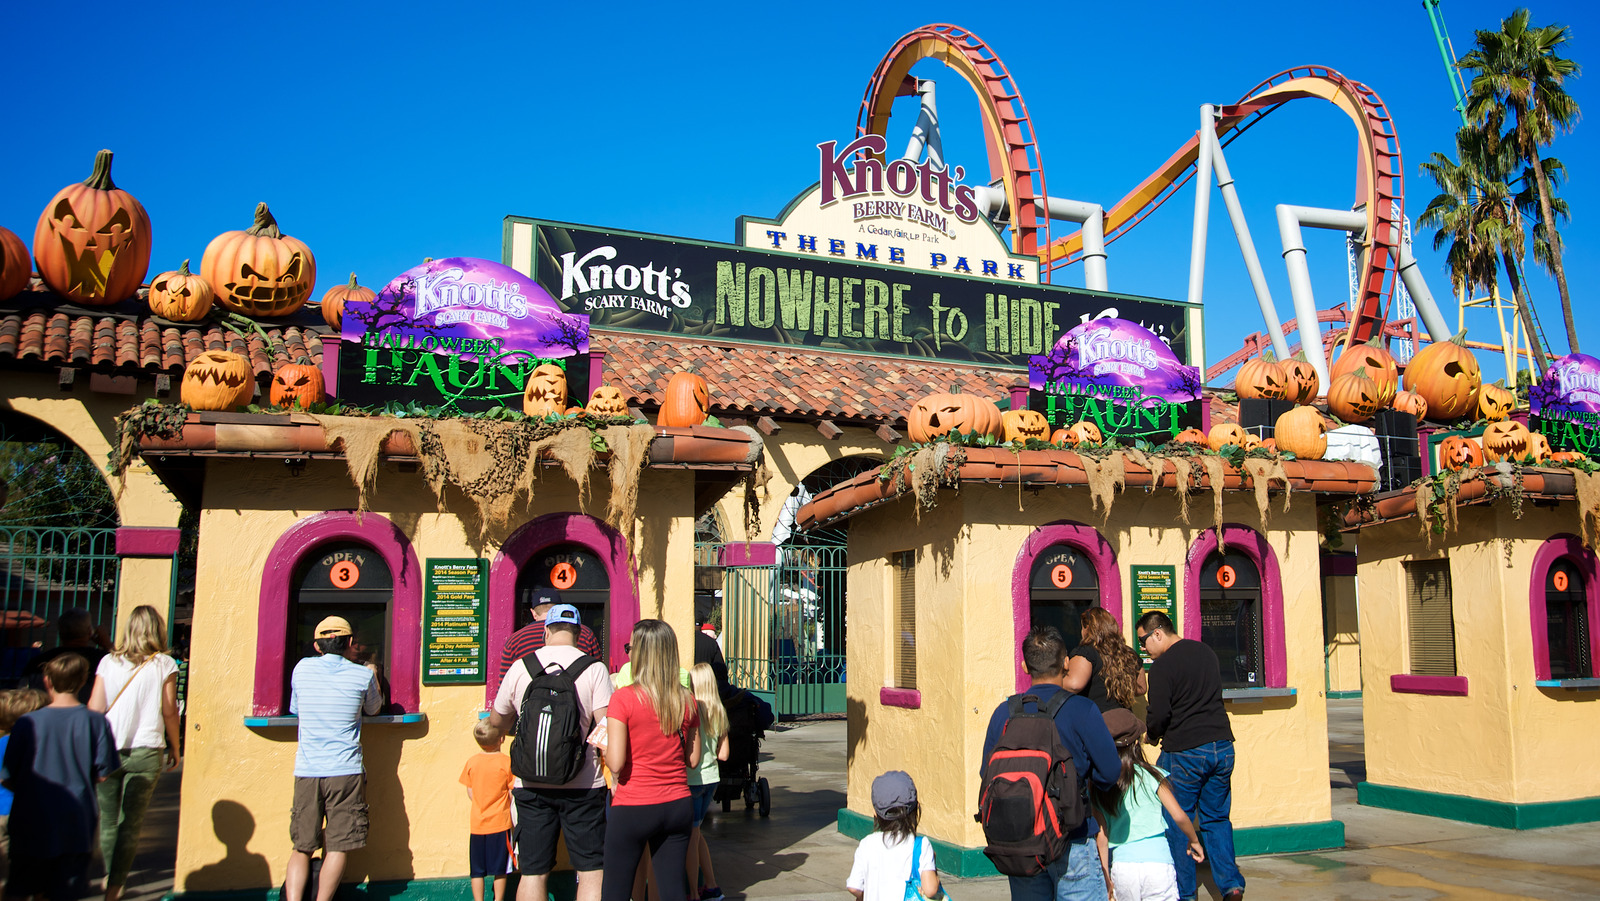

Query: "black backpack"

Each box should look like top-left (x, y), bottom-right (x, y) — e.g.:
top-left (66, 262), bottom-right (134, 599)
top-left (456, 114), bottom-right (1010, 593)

top-left (977, 691), bottom-right (1084, 877)
top-left (509, 651), bottom-right (599, 785)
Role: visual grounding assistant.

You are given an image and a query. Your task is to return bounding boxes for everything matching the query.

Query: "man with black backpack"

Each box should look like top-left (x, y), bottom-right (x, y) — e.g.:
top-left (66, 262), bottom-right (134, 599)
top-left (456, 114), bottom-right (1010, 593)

top-left (490, 604), bottom-right (612, 901)
top-left (980, 626), bottom-right (1120, 901)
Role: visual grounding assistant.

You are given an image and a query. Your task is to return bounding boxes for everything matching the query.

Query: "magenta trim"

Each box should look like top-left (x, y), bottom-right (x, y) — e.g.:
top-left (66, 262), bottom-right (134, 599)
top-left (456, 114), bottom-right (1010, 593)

top-left (1008, 384), bottom-right (1028, 411)
top-left (487, 513), bottom-right (639, 705)
top-left (588, 349), bottom-right (606, 400)
top-left (116, 527), bottom-right (181, 557)
top-left (254, 512), bottom-right (421, 716)
top-left (721, 542), bottom-right (777, 567)
top-left (321, 335), bottom-right (342, 398)
top-left (1391, 674), bottom-right (1469, 696)
top-left (880, 687), bottom-right (921, 708)
top-left (1527, 534), bottom-right (1600, 682)
top-left (1183, 525), bottom-right (1287, 688)
top-left (1320, 554), bottom-right (1358, 578)
top-left (1010, 521), bottom-right (1122, 694)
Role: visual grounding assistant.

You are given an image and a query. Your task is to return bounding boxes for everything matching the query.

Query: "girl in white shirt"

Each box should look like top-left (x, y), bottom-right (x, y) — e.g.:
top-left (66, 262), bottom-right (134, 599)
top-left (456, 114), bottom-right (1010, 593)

top-left (847, 770), bottom-right (943, 901)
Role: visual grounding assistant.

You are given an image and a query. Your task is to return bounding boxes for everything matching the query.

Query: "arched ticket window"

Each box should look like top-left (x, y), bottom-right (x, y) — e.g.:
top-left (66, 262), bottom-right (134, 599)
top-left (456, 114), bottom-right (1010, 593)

top-left (1028, 544), bottom-right (1101, 648)
top-left (1010, 521), bottom-right (1121, 693)
top-left (1529, 535), bottom-right (1600, 682)
top-left (1198, 551), bottom-right (1264, 688)
top-left (289, 543), bottom-right (393, 708)
top-left (515, 542), bottom-right (612, 660)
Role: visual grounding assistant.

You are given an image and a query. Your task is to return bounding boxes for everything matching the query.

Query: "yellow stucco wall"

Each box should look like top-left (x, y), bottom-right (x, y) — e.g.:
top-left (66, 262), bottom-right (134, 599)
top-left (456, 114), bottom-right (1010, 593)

top-left (174, 458), bottom-right (697, 892)
top-left (711, 424), bottom-right (892, 542)
top-left (1355, 503), bottom-right (1600, 805)
top-left (844, 484), bottom-right (1334, 850)
top-left (1322, 574), bottom-right (1362, 694)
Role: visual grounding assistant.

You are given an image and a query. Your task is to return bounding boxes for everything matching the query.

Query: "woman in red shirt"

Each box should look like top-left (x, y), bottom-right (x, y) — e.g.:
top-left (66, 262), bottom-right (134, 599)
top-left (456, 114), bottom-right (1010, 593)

top-left (602, 619), bottom-right (700, 901)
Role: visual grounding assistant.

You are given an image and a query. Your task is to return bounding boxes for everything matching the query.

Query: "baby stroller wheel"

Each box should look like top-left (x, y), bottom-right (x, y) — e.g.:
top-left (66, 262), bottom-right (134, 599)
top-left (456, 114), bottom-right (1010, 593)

top-left (744, 781), bottom-right (757, 809)
top-left (757, 777), bottom-right (771, 817)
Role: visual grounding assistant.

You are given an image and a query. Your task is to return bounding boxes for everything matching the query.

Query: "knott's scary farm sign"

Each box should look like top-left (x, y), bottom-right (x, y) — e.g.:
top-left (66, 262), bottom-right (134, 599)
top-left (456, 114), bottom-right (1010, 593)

top-left (1530, 353), bottom-right (1600, 457)
top-left (503, 217), bottom-right (1196, 370)
top-left (1028, 318), bottom-right (1203, 441)
top-left (337, 257), bottom-right (590, 411)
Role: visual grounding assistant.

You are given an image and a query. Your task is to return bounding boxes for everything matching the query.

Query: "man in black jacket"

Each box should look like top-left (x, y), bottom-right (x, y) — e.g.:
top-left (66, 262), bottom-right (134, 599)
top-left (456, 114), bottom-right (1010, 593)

top-left (1136, 611), bottom-right (1244, 901)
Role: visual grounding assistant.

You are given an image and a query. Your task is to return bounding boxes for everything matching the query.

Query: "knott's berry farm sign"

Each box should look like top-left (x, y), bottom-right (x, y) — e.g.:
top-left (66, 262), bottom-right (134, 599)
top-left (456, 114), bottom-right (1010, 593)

top-left (1028, 318), bottom-right (1203, 441)
top-left (1530, 353), bottom-right (1600, 458)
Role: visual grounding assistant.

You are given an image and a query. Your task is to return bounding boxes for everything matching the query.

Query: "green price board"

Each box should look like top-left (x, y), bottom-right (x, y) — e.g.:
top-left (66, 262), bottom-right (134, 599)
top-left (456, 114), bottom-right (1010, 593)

top-left (424, 558), bottom-right (487, 684)
top-left (1130, 564), bottom-right (1177, 666)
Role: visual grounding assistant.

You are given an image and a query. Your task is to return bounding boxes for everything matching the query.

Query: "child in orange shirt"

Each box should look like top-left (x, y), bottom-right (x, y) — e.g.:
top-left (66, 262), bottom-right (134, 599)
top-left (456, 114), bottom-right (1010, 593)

top-left (460, 719), bottom-right (514, 901)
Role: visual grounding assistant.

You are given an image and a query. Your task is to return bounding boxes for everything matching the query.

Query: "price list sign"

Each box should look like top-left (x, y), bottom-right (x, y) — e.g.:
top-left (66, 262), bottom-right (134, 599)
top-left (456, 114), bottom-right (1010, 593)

top-left (423, 558), bottom-right (487, 684)
top-left (1130, 564), bottom-right (1177, 667)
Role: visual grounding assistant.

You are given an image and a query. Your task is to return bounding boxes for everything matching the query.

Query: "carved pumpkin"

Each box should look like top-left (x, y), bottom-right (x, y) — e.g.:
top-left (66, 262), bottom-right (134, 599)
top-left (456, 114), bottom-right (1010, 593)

top-left (1552, 451), bottom-right (1587, 464)
top-left (269, 358), bottom-right (325, 409)
top-left (147, 260), bottom-right (213, 322)
top-left (1437, 435), bottom-right (1483, 472)
top-left (1274, 405), bottom-right (1328, 460)
top-left (180, 349), bottom-right (254, 411)
top-left (1235, 355), bottom-right (1291, 401)
top-left (1482, 420), bottom-right (1531, 463)
top-left (1525, 432), bottom-right (1552, 464)
top-left (1327, 368), bottom-right (1383, 423)
top-left (1331, 335), bottom-right (1399, 406)
top-left (1050, 427), bottom-right (1073, 446)
top-left (1477, 381), bottom-right (1515, 422)
top-left (906, 391), bottom-right (1002, 442)
top-left (1260, 437), bottom-right (1278, 452)
top-left (33, 150), bottom-right (151, 305)
top-left (201, 203), bottom-right (317, 317)
top-left (320, 272), bottom-right (374, 331)
top-left (1066, 420), bottom-right (1102, 446)
top-left (0, 226), bottom-right (29, 302)
top-left (1244, 433), bottom-right (1262, 451)
top-left (523, 363), bottom-right (569, 417)
top-left (1404, 329), bottom-right (1482, 422)
top-left (1207, 422), bottom-right (1248, 451)
top-left (585, 385), bottom-right (629, 418)
top-left (661, 372), bottom-right (712, 427)
top-left (1001, 409), bottom-right (1051, 443)
top-left (1170, 427), bottom-right (1210, 447)
top-left (1282, 352), bottom-right (1321, 404)
top-left (1392, 390), bottom-right (1428, 421)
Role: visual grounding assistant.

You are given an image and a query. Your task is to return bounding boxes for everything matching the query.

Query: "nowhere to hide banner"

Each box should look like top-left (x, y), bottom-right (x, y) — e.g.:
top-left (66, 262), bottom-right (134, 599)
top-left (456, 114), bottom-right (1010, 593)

top-left (1028, 318), bottom-right (1203, 441)
top-left (513, 218), bottom-right (1194, 369)
top-left (1530, 353), bottom-right (1600, 457)
top-left (337, 257), bottom-right (590, 411)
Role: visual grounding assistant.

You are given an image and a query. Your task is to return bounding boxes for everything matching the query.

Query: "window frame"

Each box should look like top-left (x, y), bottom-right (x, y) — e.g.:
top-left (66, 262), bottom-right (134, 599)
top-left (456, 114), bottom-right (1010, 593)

top-left (881, 549), bottom-right (920, 708)
top-left (1528, 535), bottom-right (1600, 683)
top-left (1391, 555), bottom-right (1468, 696)
top-left (1182, 524), bottom-right (1287, 689)
top-left (1010, 521), bottom-right (1122, 694)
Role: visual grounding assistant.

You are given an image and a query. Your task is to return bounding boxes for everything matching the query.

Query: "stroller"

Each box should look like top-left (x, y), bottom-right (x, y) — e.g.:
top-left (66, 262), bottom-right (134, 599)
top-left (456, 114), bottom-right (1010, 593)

top-left (715, 684), bottom-right (776, 816)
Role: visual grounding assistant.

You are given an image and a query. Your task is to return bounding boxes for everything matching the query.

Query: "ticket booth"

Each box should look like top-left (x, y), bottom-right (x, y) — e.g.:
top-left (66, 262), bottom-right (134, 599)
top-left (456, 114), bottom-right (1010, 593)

top-left (1028, 544), bottom-right (1101, 646)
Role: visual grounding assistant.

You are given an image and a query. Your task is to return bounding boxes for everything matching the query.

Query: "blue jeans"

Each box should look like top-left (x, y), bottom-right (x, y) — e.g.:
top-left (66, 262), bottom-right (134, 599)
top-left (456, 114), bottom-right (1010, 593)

top-left (1005, 835), bottom-right (1108, 901)
top-left (1159, 741), bottom-right (1244, 899)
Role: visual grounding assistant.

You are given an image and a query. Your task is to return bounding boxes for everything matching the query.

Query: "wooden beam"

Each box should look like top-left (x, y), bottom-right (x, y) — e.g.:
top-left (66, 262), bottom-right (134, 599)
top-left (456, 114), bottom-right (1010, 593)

top-left (628, 405), bottom-right (647, 421)
top-left (876, 424), bottom-right (903, 444)
top-left (154, 374), bottom-right (173, 398)
top-left (756, 416), bottom-right (782, 436)
top-left (815, 420), bottom-right (843, 440)
top-left (57, 367), bottom-right (76, 391)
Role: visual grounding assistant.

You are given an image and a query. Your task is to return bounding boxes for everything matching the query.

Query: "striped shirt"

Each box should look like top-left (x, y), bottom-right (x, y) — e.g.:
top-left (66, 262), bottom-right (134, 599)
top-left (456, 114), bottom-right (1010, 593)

top-left (500, 622), bottom-right (602, 679)
top-left (290, 653), bottom-right (382, 777)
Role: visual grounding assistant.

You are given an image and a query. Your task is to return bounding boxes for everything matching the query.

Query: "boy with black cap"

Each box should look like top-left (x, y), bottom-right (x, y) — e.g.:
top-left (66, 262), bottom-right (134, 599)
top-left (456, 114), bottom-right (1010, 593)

top-left (846, 770), bottom-right (942, 900)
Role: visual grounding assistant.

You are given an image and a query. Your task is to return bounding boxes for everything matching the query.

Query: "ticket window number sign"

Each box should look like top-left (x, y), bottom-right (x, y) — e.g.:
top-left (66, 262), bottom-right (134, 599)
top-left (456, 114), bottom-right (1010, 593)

top-left (423, 558), bottom-right (488, 684)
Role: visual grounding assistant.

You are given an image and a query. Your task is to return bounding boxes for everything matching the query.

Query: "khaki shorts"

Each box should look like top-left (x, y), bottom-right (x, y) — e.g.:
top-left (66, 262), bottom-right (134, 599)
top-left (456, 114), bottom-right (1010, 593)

top-left (291, 774), bottom-right (369, 853)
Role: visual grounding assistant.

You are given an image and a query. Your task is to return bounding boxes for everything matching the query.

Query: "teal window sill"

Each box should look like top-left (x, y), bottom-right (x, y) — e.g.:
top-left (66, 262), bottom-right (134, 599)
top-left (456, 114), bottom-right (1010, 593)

top-left (1222, 687), bottom-right (1296, 702)
top-left (244, 713), bottom-right (427, 727)
top-left (1535, 678), bottom-right (1600, 690)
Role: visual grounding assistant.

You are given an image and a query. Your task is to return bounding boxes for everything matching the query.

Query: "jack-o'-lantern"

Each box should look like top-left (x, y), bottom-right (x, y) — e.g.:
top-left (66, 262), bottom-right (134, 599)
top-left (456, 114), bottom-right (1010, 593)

top-left (1235, 355), bottom-right (1291, 401)
top-left (1552, 451), bottom-right (1587, 464)
top-left (33, 150), bottom-right (151, 305)
top-left (147, 260), bottom-right (214, 322)
top-left (1481, 420), bottom-right (1531, 463)
top-left (585, 385), bottom-right (629, 418)
top-left (906, 391), bottom-right (1002, 442)
top-left (201, 203), bottom-right (317, 317)
top-left (1332, 335), bottom-right (1399, 406)
top-left (1260, 437), bottom-right (1278, 452)
top-left (522, 363), bottom-right (569, 417)
top-left (1001, 408), bottom-right (1051, 443)
top-left (1404, 329), bottom-right (1482, 422)
top-left (1392, 390), bottom-right (1428, 421)
top-left (1170, 427), bottom-right (1210, 447)
top-left (1282, 352), bottom-right (1321, 404)
top-left (1050, 427), bottom-right (1073, 446)
top-left (1525, 432), bottom-right (1552, 464)
top-left (0, 226), bottom-right (29, 302)
top-left (1244, 433), bottom-right (1263, 451)
top-left (268, 358), bottom-right (325, 409)
top-left (1327, 368), bottom-right (1383, 423)
top-left (1477, 380), bottom-right (1515, 422)
top-left (319, 272), bottom-right (374, 330)
top-left (1274, 405), bottom-right (1328, 460)
top-left (1207, 422), bottom-right (1248, 451)
top-left (1066, 420), bottom-right (1102, 446)
top-left (180, 349), bottom-right (254, 411)
top-left (1437, 435), bottom-right (1483, 472)
top-left (660, 372), bottom-right (712, 427)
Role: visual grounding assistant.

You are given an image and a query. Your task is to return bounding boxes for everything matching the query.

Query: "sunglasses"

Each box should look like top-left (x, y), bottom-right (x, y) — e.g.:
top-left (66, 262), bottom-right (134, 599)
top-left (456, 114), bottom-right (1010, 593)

top-left (1137, 631), bottom-right (1156, 647)
top-left (624, 643), bottom-right (632, 654)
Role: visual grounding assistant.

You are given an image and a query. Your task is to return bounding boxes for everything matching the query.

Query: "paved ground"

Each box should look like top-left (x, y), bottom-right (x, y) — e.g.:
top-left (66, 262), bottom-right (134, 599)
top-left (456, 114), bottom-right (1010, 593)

top-left (122, 700), bottom-right (1600, 899)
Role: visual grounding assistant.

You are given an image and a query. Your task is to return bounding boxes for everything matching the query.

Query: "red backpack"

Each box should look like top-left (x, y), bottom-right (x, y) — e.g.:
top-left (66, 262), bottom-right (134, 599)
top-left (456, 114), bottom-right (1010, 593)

top-left (977, 691), bottom-right (1084, 876)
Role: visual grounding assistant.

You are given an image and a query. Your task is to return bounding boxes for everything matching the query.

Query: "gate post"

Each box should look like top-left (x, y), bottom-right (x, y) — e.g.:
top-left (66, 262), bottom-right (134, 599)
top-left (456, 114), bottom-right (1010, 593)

top-left (115, 527), bottom-right (182, 638)
top-left (721, 543), bottom-right (778, 708)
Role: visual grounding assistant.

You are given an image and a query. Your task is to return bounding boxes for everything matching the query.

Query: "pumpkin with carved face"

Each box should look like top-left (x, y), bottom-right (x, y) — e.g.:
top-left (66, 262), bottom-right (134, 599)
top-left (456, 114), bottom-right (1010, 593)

top-left (906, 392), bottom-right (1003, 442)
top-left (1244, 433), bottom-right (1262, 452)
top-left (1437, 435), bottom-right (1483, 472)
top-left (585, 385), bottom-right (628, 418)
top-left (181, 350), bottom-right (254, 411)
top-left (1066, 421), bottom-right (1102, 446)
top-left (147, 260), bottom-right (214, 322)
top-left (1481, 420), bottom-right (1531, 463)
top-left (1207, 422), bottom-right (1248, 451)
top-left (33, 150), bottom-right (151, 305)
top-left (660, 372), bottom-right (712, 427)
top-left (202, 203), bottom-right (317, 317)
top-left (522, 363), bottom-right (569, 417)
top-left (1525, 432), bottom-right (1552, 464)
top-left (1170, 427), bottom-right (1210, 447)
top-left (1477, 381), bottom-right (1515, 422)
top-left (1332, 335), bottom-right (1399, 406)
top-left (269, 359), bottom-right (325, 409)
top-left (1235, 355), bottom-right (1290, 401)
top-left (1282, 352), bottom-right (1321, 404)
top-left (1327, 368), bottom-right (1383, 423)
top-left (1274, 405), bottom-right (1328, 459)
top-left (1404, 329), bottom-right (1481, 422)
top-left (1001, 409), bottom-right (1051, 443)
top-left (0, 226), bottom-right (29, 302)
top-left (1392, 390), bottom-right (1428, 421)
top-left (1552, 451), bottom-right (1587, 464)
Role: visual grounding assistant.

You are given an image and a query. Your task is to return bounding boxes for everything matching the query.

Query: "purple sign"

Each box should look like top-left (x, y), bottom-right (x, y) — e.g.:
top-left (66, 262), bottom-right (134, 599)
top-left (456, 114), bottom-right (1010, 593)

top-left (1531, 353), bottom-right (1600, 416)
top-left (1029, 318), bottom-right (1201, 406)
top-left (341, 257), bottom-right (589, 361)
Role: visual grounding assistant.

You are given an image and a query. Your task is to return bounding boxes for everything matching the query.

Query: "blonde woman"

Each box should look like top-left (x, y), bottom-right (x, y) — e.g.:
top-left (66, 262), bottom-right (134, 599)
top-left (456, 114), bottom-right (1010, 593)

top-left (602, 620), bottom-right (700, 901)
top-left (686, 663), bottom-right (730, 901)
top-left (89, 605), bottom-right (181, 901)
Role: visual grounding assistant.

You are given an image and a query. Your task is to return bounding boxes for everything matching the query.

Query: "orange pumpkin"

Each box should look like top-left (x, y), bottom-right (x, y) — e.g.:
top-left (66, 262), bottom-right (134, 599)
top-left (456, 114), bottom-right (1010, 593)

top-left (1326, 368), bottom-right (1383, 423)
top-left (1050, 427), bottom-right (1073, 446)
top-left (660, 372), bottom-right (712, 427)
top-left (1482, 420), bottom-right (1531, 463)
top-left (585, 385), bottom-right (628, 418)
top-left (1437, 435), bottom-right (1483, 472)
top-left (1170, 427), bottom-right (1210, 447)
top-left (1332, 335), bottom-right (1399, 406)
top-left (1260, 437), bottom-right (1278, 452)
top-left (268, 358), bottom-right (325, 409)
top-left (1066, 421), bottom-right (1103, 446)
top-left (320, 272), bottom-right (374, 331)
top-left (1477, 381), bottom-right (1515, 422)
top-left (33, 150), bottom-right (151, 305)
top-left (1207, 422), bottom-right (1248, 451)
top-left (1404, 329), bottom-right (1482, 422)
top-left (1392, 390), bottom-right (1428, 421)
top-left (906, 391), bottom-right (1002, 442)
top-left (1001, 409), bottom-right (1051, 443)
top-left (1274, 405), bottom-right (1328, 459)
top-left (147, 260), bottom-right (214, 322)
top-left (0, 226), bottom-right (29, 302)
top-left (1282, 352), bottom-right (1320, 404)
top-left (1235, 355), bottom-right (1291, 401)
top-left (1244, 433), bottom-right (1263, 451)
top-left (1552, 451), bottom-right (1587, 464)
top-left (523, 363), bottom-right (569, 417)
top-left (1524, 432), bottom-right (1552, 464)
top-left (180, 349), bottom-right (254, 411)
top-left (202, 202), bottom-right (317, 317)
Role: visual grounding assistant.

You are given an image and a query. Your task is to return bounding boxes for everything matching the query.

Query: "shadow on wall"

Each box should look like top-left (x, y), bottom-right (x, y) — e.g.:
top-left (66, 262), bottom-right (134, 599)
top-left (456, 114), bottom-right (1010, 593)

top-left (345, 723), bottom-right (424, 886)
top-left (184, 800), bottom-right (272, 892)
top-left (846, 694), bottom-right (867, 769)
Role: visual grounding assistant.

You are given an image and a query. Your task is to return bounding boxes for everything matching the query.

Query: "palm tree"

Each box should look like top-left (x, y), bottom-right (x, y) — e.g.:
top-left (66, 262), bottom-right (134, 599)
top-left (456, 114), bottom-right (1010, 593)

top-left (1460, 8), bottom-right (1582, 353)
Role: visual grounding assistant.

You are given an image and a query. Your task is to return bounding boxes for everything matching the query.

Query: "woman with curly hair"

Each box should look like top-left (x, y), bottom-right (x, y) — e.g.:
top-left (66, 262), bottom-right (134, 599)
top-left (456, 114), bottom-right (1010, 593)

top-left (1064, 607), bottom-right (1147, 711)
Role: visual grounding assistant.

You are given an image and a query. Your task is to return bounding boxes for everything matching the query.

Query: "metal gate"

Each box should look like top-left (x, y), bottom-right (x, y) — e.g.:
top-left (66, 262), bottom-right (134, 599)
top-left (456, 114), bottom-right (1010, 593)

top-left (0, 527), bottom-right (121, 685)
top-left (722, 545), bottom-right (848, 717)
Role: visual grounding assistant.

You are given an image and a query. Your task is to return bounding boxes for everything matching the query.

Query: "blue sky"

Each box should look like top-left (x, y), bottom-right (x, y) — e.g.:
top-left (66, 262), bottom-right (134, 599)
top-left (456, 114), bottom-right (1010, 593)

top-left (2, 1), bottom-right (1593, 385)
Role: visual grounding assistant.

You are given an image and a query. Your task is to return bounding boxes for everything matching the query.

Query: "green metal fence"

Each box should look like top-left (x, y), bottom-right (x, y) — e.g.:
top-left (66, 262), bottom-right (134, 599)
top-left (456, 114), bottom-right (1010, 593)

top-left (0, 526), bottom-right (121, 684)
top-left (723, 544), bottom-right (849, 717)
